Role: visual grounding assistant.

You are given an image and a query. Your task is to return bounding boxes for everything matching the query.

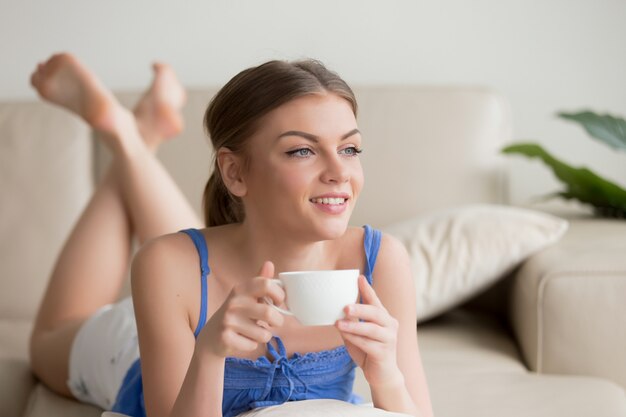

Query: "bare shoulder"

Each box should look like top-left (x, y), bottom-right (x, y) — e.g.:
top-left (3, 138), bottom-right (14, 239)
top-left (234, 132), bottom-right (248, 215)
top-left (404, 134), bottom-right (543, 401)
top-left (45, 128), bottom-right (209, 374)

top-left (375, 232), bottom-right (411, 273)
top-left (371, 231), bottom-right (415, 309)
top-left (131, 231), bottom-right (205, 320)
top-left (132, 232), bottom-right (201, 283)
top-left (337, 227), bottom-right (410, 283)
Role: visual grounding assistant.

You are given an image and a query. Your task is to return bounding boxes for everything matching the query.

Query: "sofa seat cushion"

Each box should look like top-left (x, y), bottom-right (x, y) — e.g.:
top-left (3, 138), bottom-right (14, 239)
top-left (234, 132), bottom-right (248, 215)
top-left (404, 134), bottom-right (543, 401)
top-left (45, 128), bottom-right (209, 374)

top-left (418, 309), bottom-right (626, 417)
top-left (0, 357), bottom-right (36, 417)
top-left (428, 372), bottom-right (626, 417)
top-left (418, 308), bottom-right (527, 375)
top-left (23, 384), bottom-right (102, 417)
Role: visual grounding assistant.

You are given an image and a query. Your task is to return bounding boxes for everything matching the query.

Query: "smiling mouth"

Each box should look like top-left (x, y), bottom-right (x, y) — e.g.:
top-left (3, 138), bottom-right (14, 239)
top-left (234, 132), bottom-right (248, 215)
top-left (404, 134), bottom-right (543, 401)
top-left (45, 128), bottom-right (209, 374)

top-left (309, 197), bottom-right (348, 205)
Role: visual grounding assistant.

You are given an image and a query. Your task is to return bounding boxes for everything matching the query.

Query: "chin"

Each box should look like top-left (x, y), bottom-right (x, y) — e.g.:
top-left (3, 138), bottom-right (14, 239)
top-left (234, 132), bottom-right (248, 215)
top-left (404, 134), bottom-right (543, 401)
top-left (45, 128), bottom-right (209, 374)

top-left (311, 217), bottom-right (351, 241)
top-left (286, 203), bottom-right (355, 242)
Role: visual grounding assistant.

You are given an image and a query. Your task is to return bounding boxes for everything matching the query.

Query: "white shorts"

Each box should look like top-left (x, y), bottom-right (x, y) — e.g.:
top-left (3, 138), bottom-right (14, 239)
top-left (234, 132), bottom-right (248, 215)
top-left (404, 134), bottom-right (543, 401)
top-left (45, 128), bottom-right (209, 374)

top-left (67, 296), bottom-right (140, 410)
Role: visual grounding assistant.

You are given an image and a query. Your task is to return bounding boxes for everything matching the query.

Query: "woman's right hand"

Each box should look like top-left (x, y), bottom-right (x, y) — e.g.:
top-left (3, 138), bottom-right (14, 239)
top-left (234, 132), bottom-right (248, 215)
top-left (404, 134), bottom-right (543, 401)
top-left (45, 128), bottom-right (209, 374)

top-left (197, 261), bottom-right (286, 358)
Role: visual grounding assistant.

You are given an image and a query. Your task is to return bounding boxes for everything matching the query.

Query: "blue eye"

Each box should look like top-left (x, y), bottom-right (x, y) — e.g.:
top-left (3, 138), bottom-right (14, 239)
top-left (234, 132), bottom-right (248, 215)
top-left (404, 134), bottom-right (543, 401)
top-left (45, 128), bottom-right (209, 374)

top-left (340, 147), bottom-right (363, 156)
top-left (286, 148), bottom-right (314, 158)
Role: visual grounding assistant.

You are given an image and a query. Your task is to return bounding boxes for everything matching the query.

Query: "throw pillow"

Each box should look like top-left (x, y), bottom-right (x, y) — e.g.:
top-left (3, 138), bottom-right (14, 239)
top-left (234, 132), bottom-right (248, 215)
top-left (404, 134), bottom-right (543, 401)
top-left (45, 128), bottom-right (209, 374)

top-left (382, 204), bottom-right (569, 323)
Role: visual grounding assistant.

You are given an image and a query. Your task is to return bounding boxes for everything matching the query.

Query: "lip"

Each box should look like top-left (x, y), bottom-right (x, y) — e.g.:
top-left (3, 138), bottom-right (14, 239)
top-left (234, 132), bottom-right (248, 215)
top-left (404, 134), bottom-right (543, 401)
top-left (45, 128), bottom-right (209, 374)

top-left (309, 192), bottom-right (351, 200)
top-left (308, 193), bottom-right (350, 215)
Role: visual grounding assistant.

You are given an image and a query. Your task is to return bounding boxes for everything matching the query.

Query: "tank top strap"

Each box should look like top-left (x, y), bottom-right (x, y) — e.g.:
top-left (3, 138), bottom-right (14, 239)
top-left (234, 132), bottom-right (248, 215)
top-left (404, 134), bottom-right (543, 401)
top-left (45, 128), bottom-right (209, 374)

top-left (362, 225), bottom-right (382, 286)
top-left (179, 228), bottom-right (211, 338)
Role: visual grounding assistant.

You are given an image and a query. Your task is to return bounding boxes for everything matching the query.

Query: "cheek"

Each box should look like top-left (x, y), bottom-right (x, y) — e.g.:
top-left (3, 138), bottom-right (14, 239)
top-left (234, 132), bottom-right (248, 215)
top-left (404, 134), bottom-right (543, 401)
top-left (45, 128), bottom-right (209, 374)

top-left (351, 162), bottom-right (365, 196)
top-left (253, 157), bottom-right (311, 200)
top-left (279, 164), bottom-right (313, 197)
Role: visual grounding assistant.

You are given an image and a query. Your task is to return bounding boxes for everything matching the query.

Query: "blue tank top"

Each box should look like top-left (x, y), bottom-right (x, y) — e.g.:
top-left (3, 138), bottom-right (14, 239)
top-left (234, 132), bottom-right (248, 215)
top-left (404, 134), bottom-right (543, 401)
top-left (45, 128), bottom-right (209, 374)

top-left (112, 225), bottom-right (382, 417)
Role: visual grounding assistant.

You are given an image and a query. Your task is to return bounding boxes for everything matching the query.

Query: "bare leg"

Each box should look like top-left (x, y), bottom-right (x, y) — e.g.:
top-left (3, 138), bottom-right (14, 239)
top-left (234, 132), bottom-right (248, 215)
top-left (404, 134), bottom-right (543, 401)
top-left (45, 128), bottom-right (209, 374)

top-left (29, 53), bottom-right (202, 397)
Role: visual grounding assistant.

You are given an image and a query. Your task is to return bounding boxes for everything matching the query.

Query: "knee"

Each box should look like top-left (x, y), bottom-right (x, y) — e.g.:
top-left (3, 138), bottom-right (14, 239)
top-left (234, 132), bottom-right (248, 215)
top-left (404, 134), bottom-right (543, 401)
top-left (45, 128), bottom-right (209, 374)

top-left (28, 321), bottom-right (81, 396)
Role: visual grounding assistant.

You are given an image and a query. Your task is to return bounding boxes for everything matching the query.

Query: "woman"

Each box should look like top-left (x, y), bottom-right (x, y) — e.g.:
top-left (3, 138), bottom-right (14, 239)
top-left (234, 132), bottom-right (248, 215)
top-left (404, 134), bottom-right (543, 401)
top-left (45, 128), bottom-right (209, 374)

top-left (28, 53), bottom-right (433, 417)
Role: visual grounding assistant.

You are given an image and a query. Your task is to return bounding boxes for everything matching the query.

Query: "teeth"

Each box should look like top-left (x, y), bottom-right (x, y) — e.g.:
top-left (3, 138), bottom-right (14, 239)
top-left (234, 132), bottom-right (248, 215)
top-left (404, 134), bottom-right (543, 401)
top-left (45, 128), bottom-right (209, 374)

top-left (311, 197), bottom-right (346, 205)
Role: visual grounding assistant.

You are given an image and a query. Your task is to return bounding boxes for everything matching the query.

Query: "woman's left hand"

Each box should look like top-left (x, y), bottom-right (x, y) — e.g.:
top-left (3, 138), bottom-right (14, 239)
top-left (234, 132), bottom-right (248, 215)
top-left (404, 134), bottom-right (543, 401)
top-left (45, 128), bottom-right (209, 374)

top-left (335, 275), bottom-right (403, 387)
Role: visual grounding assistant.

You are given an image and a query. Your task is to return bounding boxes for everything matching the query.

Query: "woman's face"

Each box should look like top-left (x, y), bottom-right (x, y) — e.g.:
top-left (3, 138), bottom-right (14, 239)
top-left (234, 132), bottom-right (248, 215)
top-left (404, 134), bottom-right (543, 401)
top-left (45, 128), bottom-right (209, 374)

top-left (242, 92), bottom-right (364, 241)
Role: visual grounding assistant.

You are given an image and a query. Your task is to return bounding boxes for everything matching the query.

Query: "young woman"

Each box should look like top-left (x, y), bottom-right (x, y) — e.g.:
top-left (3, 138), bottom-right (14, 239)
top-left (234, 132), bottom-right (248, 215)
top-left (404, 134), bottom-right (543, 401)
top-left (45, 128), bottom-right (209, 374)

top-left (28, 53), bottom-right (433, 417)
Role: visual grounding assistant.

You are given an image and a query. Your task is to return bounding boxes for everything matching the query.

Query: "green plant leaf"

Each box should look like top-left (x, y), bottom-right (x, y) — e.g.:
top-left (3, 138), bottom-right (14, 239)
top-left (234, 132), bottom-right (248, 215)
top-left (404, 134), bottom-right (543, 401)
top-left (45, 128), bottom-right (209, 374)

top-left (501, 143), bottom-right (626, 212)
top-left (558, 111), bottom-right (626, 152)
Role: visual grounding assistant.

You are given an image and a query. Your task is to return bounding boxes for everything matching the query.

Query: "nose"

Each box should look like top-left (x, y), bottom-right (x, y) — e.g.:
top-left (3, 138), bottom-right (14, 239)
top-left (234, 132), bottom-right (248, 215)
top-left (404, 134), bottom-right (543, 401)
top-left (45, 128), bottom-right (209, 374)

top-left (320, 153), bottom-right (350, 184)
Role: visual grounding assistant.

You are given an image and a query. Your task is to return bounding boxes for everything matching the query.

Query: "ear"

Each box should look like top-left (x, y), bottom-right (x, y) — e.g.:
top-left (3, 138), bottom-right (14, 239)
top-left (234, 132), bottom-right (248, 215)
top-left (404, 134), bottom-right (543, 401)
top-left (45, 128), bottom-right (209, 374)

top-left (217, 147), bottom-right (247, 197)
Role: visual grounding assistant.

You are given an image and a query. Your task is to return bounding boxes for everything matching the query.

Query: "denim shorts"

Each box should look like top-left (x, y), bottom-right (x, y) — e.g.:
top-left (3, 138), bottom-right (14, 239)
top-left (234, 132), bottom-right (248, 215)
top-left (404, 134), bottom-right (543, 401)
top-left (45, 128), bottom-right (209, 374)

top-left (67, 296), bottom-right (140, 410)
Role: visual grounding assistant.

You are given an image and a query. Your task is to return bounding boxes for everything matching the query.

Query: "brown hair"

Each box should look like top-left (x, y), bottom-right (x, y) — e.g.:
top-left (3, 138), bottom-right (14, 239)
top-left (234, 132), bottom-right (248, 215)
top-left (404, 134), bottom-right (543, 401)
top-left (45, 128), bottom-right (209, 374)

top-left (202, 59), bottom-right (357, 227)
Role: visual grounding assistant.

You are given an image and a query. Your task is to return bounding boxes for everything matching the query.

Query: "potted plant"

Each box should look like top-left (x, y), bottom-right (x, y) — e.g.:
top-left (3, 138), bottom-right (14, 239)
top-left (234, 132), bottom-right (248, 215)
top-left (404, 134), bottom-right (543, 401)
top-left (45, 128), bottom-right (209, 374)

top-left (502, 111), bottom-right (626, 219)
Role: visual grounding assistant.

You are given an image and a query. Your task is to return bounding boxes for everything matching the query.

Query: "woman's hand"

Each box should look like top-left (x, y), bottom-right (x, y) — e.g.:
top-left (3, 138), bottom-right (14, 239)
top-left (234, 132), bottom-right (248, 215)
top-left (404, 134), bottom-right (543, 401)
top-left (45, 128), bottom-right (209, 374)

top-left (335, 275), bottom-right (403, 387)
top-left (197, 261), bottom-right (285, 358)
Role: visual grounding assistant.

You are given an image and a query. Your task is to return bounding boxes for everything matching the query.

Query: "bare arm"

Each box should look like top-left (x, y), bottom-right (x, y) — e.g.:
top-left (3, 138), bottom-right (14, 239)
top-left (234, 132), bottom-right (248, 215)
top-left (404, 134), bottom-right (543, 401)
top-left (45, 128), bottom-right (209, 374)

top-left (131, 235), bottom-right (226, 417)
top-left (336, 233), bottom-right (434, 417)
top-left (132, 236), bottom-right (285, 417)
top-left (372, 234), bottom-right (433, 417)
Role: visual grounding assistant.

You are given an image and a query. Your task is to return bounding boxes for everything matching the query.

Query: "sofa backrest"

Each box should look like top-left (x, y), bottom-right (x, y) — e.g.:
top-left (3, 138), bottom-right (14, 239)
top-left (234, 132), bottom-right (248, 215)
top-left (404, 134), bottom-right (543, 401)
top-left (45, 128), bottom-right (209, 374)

top-left (0, 101), bottom-right (94, 321)
top-left (107, 87), bottom-right (511, 227)
top-left (0, 86), bottom-right (511, 321)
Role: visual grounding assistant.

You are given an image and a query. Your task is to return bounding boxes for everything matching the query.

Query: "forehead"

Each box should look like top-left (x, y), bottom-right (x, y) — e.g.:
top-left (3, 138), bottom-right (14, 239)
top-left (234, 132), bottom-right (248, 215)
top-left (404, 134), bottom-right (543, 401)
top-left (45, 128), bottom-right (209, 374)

top-left (259, 93), bottom-right (357, 138)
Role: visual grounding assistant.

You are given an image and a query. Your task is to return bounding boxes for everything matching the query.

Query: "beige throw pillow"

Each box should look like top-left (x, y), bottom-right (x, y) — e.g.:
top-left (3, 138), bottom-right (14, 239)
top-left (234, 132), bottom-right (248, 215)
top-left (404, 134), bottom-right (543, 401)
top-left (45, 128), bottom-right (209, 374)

top-left (382, 204), bottom-right (569, 323)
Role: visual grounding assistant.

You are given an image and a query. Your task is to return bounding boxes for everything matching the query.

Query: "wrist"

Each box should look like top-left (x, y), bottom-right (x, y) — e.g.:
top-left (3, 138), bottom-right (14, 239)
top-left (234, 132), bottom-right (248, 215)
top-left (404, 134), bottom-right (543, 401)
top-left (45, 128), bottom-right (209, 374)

top-left (369, 371), bottom-right (420, 417)
top-left (193, 340), bottom-right (226, 365)
top-left (368, 368), bottom-right (405, 391)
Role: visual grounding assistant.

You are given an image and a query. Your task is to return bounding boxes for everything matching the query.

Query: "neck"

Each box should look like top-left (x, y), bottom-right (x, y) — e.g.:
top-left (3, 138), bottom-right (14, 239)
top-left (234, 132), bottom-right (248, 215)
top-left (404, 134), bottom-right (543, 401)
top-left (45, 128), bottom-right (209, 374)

top-left (231, 220), bottom-right (334, 277)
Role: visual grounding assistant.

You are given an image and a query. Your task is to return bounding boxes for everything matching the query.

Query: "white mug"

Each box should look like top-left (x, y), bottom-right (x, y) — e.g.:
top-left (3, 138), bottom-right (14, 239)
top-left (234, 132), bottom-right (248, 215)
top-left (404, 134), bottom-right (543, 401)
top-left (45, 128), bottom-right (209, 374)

top-left (265, 269), bottom-right (360, 326)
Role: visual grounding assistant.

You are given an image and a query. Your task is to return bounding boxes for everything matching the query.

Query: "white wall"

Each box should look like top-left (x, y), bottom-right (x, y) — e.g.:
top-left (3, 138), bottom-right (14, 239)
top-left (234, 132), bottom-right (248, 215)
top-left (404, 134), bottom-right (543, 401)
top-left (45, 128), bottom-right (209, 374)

top-left (2, 0), bottom-right (625, 208)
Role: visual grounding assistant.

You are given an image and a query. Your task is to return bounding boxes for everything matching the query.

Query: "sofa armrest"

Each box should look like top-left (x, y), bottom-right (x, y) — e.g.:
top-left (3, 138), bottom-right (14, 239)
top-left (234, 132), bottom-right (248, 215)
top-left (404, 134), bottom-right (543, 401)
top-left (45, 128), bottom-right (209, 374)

top-left (509, 216), bottom-right (626, 391)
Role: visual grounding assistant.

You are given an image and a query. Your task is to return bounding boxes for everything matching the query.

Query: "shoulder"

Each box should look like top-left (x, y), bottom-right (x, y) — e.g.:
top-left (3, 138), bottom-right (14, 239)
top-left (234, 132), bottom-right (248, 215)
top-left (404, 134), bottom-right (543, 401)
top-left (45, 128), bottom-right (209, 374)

top-left (370, 231), bottom-right (415, 308)
top-left (376, 231), bottom-right (409, 265)
top-left (132, 231), bottom-right (201, 279)
top-left (131, 231), bottom-right (205, 314)
top-left (372, 231), bottom-right (411, 278)
top-left (339, 226), bottom-right (411, 282)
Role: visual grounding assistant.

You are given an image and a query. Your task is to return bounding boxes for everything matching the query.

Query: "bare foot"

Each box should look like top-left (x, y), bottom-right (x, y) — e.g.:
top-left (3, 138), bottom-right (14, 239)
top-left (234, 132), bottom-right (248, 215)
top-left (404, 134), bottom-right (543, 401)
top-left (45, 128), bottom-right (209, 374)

top-left (30, 53), bottom-right (140, 155)
top-left (133, 62), bottom-right (186, 151)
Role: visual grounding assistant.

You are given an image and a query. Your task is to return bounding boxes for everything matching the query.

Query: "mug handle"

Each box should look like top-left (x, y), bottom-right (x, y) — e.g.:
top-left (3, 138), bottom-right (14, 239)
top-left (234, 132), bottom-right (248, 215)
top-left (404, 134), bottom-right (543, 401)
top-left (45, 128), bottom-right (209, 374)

top-left (263, 280), bottom-right (295, 316)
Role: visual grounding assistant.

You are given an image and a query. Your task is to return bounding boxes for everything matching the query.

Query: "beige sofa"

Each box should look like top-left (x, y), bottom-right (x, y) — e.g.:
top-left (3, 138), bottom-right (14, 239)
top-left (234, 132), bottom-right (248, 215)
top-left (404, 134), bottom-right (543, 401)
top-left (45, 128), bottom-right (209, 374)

top-left (1, 87), bottom-right (625, 417)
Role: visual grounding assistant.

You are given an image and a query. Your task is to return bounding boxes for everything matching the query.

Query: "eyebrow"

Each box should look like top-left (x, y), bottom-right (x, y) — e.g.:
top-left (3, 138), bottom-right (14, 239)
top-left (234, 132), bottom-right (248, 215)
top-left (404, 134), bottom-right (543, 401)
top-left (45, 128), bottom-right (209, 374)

top-left (276, 128), bottom-right (360, 143)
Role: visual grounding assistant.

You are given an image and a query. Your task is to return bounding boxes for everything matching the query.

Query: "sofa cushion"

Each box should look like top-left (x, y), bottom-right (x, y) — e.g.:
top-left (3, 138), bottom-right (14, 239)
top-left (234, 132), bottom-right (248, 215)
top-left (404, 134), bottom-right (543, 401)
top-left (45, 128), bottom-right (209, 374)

top-left (0, 357), bottom-right (35, 417)
top-left (349, 87), bottom-right (510, 228)
top-left (352, 307), bottom-right (527, 404)
top-left (420, 309), bottom-right (626, 417)
top-left (427, 372), bottom-right (626, 417)
top-left (418, 308), bottom-right (527, 375)
top-left (384, 204), bottom-right (568, 322)
top-left (0, 101), bottom-right (93, 320)
top-left (23, 384), bottom-right (102, 417)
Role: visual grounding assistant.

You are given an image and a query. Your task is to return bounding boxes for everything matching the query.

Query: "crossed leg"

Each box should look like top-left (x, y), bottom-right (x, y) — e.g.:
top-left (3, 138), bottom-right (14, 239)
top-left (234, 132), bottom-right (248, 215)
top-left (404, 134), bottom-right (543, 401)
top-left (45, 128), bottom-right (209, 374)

top-left (28, 53), bottom-right (203, 398)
